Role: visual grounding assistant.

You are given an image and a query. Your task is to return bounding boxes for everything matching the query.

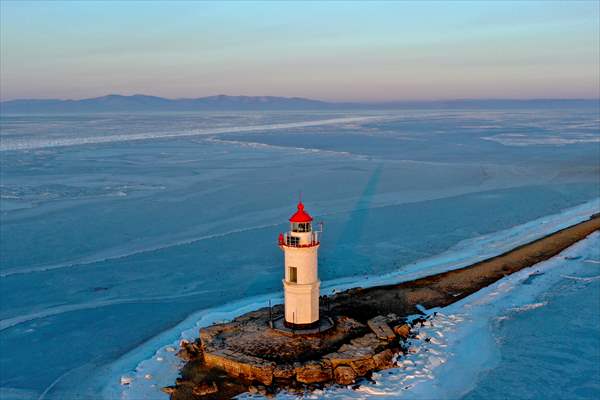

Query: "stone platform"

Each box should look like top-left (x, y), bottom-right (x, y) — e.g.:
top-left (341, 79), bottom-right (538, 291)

top-left (169, 304), bottom-right (410, 397)
top-left (199, 306), bottom-right (370, 366)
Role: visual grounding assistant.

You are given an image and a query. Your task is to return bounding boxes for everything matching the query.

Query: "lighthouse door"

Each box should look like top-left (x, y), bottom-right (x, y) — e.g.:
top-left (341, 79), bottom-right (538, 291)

top-left (289, 266), bottom-right (297, 283)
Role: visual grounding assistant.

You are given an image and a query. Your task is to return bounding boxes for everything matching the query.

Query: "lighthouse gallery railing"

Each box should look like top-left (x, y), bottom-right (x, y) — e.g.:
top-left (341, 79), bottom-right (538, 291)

top-left (278, 232), bottom-right (319, 248)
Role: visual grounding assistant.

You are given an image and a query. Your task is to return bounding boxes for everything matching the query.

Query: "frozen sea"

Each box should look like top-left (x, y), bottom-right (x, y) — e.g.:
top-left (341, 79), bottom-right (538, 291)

top-left (0, 107), bottom-right (599, 400)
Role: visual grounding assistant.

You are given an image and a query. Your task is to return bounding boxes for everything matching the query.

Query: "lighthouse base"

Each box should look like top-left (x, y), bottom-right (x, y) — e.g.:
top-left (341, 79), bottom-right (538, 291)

top-left (272, 316), bottom-right (334, 335)
top-left (283, 280), bottom-right (320, 327)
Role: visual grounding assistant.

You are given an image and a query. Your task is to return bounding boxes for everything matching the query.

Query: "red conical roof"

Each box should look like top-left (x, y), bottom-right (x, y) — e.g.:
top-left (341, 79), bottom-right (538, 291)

top-left (289, 201), bottom-right (313, 223)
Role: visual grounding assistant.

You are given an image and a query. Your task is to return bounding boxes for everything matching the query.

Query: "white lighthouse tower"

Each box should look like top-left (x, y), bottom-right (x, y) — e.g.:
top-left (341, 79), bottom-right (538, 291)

top-left (278, 201), bottom-right (321, 329)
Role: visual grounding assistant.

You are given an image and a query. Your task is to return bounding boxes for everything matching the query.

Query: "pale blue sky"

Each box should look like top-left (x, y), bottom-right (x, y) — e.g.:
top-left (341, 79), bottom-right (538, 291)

top-left (1, 1), bottom-right (598, 101)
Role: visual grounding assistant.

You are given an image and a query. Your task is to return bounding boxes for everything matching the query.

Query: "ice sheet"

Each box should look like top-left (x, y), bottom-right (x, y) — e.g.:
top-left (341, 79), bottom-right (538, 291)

top-left (1, 108), bottom-right (598, 399)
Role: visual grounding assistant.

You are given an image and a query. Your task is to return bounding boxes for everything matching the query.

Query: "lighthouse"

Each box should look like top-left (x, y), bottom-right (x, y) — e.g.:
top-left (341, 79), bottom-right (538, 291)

top-left (278, 201), bottom-right (321, 329)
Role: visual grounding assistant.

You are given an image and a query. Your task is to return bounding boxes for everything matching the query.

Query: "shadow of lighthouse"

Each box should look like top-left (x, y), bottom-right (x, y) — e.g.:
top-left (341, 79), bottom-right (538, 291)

top-left (329, 164), bottom-right (383, 281)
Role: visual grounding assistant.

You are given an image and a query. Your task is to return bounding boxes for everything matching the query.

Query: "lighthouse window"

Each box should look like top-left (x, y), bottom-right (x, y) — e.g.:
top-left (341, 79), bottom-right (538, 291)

top-left (293, 222), bottom-right (311, 232)
top-left (289, 267), bottom-right (297, 283)
top-left (288, 236), bottom-right (300, 246)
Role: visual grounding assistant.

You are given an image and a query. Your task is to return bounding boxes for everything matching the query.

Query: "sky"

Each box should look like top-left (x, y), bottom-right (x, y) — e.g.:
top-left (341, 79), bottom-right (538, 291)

top-left (1, 1), bottom-right (599, 102)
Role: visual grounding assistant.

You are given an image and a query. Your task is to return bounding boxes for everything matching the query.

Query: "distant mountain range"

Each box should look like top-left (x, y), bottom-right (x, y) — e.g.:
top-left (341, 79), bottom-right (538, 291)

top-left (0, 94), bottom-right (597, 114)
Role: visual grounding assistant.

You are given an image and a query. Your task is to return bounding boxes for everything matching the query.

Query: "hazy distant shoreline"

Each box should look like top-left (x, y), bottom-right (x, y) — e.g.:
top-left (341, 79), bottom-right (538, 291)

top-left (1, 94), bottom-right (598, 114)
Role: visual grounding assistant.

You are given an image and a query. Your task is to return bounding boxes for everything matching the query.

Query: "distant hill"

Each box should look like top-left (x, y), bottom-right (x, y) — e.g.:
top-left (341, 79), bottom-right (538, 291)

top-left (0, 94), bottom-right (333, 114)
top-left (0, 94), bottom-right (597, 114)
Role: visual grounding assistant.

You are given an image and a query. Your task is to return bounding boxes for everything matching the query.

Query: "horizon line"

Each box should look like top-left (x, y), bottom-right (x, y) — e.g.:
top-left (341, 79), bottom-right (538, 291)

top-left (2, 93), bottom-right (599, 104)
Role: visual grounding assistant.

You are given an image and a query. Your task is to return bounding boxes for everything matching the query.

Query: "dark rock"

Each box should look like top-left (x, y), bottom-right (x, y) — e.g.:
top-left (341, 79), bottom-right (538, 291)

top-left (333, 365), bottom-right (357, 385)
top-left (192, 381), bottom-right (218, 396)
top-left (177, 339), bottom-right (203, 361)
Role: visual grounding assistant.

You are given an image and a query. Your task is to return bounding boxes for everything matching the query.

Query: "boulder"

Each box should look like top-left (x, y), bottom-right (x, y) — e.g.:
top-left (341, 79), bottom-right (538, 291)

top-left (333, 365), bottom-right (357, 385)
top-left (373, 349), bottom-right (395, 370)
top-left (367, 316), bottom-right (396, 341)
top-left (177, 339), bottom-right (203, 361)
top-left (348, 356), bottom-right (376, 376)
top-left (295, 361), bottom-right (333, 384)
top-left (192, 381), bottom-right (218, 396)
top-left (393, 324), bottom-right (411, 340)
